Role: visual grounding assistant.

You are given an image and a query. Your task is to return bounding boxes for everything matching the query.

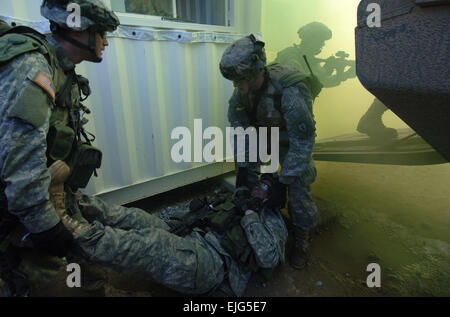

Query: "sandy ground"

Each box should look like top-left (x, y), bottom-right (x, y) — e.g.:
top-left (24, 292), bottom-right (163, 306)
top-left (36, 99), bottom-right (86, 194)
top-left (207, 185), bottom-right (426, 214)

top-left (2, 161), bottom-right (449, 297)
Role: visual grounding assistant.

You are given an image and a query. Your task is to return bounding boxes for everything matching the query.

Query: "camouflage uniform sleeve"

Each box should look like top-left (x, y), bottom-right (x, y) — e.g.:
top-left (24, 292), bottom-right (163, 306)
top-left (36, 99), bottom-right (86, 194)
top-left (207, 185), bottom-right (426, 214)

top-left (0, 52), bottom-right (60, 233)
top-left (227, 88), bottom-right (249, 128)
top-left (240, 208), bottom-right (288, 268)
top-left (227, 89), bottom-right (257, 170)
top-left (279, 83), bottom-right (316, 184)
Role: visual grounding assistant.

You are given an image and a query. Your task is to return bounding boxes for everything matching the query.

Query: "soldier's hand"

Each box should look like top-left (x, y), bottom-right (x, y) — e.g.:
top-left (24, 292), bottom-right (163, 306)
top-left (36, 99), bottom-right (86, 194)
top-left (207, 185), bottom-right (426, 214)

top-left (251, 182), bottom-right (270, 200)
top-left (30, 221), bottom-right (74, 257)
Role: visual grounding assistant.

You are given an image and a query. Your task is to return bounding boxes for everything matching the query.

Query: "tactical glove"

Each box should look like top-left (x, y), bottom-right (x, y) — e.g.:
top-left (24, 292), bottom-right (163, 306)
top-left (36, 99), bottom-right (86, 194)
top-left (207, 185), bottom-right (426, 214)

top-left (30, 221), bottom-right (74, 257)
top-left (251, 182), bottom-right (271, 200)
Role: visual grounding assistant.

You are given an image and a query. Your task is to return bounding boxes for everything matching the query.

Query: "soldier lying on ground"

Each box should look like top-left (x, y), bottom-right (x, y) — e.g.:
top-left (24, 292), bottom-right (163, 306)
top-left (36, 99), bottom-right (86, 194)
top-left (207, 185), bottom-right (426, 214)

top-left (49, 161), bottom-right (288, 296)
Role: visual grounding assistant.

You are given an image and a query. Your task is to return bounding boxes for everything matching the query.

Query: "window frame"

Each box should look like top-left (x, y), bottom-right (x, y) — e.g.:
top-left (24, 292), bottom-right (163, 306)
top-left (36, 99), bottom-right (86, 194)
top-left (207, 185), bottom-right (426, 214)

top-left (105, 0), bottom-right (236, 33)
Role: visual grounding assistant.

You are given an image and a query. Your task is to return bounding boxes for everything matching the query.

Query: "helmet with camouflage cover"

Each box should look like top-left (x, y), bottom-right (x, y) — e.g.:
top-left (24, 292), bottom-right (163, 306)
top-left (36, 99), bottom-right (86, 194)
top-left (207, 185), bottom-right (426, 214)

top-left (297, 22), bottom-right (332, 41)
top-left (41, 0), bottom-right (119, 62)
top-left (41, 0), bottom-right (120, 33)
top-left (220, 34), bottom-right (266, 81)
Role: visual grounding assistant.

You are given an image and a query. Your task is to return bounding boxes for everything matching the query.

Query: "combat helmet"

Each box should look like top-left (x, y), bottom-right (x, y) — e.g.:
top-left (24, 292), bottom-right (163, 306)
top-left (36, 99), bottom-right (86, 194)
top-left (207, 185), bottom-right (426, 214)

top-left (41, 0), bottom-right (120, 61)
top-left (220, 34), bottom-right (266, 81)
top-left (297, 22), bottom-right (332, 41)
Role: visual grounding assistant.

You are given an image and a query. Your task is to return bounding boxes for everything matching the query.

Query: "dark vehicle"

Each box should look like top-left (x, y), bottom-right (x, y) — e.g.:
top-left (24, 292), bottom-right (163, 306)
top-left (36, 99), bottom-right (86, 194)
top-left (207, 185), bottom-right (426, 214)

top-left (343, 0), bottom-right (449, 165)
top-left (313, 0), bottom-right (449, 165)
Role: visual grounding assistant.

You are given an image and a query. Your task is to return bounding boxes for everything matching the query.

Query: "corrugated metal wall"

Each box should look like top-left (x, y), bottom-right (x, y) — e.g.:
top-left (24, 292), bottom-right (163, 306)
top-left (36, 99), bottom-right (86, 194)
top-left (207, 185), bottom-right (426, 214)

top-left (1, 0), bottom-right (262, 205)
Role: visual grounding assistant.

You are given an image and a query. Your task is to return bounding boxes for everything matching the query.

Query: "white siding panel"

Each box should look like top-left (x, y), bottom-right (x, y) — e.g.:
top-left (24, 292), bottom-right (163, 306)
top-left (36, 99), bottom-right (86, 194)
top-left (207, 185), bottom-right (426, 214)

top-left (79, 38), bottom-right (238, 201)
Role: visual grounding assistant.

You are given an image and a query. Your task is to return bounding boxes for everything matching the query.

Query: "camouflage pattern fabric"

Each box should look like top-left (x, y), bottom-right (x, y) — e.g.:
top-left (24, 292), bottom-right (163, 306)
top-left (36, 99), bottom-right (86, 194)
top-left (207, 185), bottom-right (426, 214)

top-left (0, 50), bottom-right (60, 233)
top-left (41, 0), bottom-right (120, 32)
top-left (288, 182), bottom-right (318, 231)
top-left (227, 65), bottom-right (318, 231)
top-left (220, 35), bottom-right (266, 81)
top-left (0, 29), bottom-right (287, 296)
top-left (0, 31), bottom-right (92, 235)
top-left (71, 194), bottom-right (287, 296)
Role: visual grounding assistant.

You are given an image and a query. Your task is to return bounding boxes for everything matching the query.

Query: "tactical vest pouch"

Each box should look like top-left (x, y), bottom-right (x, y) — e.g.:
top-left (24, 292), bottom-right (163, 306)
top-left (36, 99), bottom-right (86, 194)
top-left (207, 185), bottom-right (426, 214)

top-left (270, 63), bottom-right (323, 100)
top-left (47, 123), bottom-right (76, 161)
top-left (0, 34), bottom-right (43, 66)
top-left (278, 70), bottom-right (323, 100)
top-left (220, 224), bottom-right (259, 273)
top-left (66, 143), bottom-right (102, 189)
top-left (208, 210), bottom-right (236, 233)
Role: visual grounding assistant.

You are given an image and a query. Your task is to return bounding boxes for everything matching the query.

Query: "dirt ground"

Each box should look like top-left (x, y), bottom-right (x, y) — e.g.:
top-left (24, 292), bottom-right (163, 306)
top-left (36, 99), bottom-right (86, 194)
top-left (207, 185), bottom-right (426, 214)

top-left (1, 166), bottom-right (449, 297)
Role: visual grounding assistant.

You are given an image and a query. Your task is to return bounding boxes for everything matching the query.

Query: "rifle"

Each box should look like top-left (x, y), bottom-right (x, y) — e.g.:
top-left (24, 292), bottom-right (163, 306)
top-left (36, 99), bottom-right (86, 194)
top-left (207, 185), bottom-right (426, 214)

top-left (168, 176), bottom-right (286, 237)
top-left (318, 51), bottom-right (356, 79)
top-left (168, 196), bottom-right (227, 237)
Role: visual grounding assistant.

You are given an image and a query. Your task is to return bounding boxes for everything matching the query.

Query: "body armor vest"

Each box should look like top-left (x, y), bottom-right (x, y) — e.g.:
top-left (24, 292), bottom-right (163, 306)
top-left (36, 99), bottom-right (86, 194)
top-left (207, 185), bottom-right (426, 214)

top-left (169, 197), bottom-right (265, 273)
top-left (246, 63), bottom-right (321, 131)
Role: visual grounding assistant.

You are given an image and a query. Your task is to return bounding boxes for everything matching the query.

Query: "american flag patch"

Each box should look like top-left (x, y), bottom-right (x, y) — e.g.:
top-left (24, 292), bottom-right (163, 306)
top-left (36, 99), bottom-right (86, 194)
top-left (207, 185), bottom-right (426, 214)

top-left (33, 72), bottom-right (55, 100)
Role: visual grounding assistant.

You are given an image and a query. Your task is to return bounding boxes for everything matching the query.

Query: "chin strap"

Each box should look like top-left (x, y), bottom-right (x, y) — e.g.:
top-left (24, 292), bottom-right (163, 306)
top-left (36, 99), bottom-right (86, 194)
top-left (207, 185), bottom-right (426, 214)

top-left (52, 23), bottom-right (102, 63)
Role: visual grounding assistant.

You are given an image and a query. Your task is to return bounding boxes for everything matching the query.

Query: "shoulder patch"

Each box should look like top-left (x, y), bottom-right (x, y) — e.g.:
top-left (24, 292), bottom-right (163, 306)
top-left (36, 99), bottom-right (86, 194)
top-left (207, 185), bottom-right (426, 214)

top-left (9, 82), bottom-right (51, 129)
top-left (33, 72), bottom-right (55, 100)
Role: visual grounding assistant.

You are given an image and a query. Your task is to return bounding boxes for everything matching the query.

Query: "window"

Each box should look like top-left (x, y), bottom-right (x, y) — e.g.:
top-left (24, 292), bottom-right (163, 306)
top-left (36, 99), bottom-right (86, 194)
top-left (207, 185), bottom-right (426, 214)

top-left (110, 0), bottom-right (232, 27)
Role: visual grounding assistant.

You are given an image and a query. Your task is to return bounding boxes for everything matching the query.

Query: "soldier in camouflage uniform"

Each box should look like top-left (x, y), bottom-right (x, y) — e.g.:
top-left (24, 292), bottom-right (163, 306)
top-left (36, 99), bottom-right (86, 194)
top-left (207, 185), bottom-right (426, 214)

top-left (275, 22), bottom-right (397, 140)
top-left (0, 0), bottom-right (120, 295)
top-left (219, 34), bottom-right (318, 270)
top-left (274, 22), bottom-right (355, 88)
top-left (54, 168), bottom-right (288, 296)
top-left (0, 0), bottom-right (287, 296)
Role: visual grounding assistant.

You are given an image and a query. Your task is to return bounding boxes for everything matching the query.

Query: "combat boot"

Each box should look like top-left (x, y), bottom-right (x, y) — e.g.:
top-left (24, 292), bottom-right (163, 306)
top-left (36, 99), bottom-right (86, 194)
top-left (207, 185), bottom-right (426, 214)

top-left (290, 227), bottom-right (310, 270)
top-left (53, 195), bottom-right (90, 239)
top-left (357, 98), bottom-right (398, 140)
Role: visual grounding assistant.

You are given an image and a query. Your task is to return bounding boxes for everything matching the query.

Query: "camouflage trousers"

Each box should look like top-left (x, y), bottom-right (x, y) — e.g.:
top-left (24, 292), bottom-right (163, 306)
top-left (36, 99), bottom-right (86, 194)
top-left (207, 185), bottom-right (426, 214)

top-left (284, 157), bottom-right (318, 232)
top-left (288, 180), bottom-right (318, 231)
top-left (71, 194), bottom-right (225, 295)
